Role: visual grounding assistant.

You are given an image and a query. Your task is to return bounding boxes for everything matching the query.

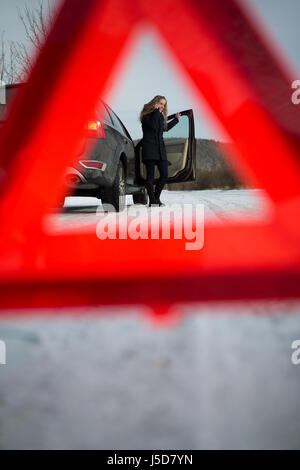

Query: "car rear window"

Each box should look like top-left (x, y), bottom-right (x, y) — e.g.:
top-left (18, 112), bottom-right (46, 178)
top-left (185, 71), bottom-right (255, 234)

top-left (107, 106), bottom-right (132, 139)
top-left (96, 101), bottom-right (114, 125)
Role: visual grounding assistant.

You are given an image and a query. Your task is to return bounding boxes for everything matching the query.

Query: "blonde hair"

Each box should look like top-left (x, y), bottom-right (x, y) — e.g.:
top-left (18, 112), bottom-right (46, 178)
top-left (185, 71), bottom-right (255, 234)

top-left (139, 95), bottom-right (168, 130)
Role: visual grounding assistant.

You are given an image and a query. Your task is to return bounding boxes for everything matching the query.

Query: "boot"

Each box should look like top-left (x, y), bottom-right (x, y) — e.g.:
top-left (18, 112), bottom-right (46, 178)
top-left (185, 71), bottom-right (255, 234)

top-left (154, 181), bottom-right (166, 206)
top-left (145, 181), bottom-right (158, 206)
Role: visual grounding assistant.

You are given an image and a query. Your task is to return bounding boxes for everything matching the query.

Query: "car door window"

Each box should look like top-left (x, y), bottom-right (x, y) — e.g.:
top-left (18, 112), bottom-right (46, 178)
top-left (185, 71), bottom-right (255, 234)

top-left (163, 114), bottom-right (190, 179)
top-left (164, 114), bottom-right (189, 141)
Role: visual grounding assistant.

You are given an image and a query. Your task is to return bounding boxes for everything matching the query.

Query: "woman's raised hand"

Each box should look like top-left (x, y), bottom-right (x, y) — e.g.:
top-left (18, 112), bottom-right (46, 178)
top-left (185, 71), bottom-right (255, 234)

top-left (175, 112), bottom-right (181, 119)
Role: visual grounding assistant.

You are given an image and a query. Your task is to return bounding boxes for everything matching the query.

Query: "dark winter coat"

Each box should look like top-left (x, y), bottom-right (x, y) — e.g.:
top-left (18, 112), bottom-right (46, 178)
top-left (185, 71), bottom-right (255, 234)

top-left (141, 108), bottom-right (179, 161)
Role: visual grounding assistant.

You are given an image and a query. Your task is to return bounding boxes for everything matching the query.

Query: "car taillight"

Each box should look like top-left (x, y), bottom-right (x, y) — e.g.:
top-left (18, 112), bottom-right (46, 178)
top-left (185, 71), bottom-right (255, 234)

top-left (79, 160), bottom-right (105, 170)
top-left (86, 120), bottom-right (105, 138)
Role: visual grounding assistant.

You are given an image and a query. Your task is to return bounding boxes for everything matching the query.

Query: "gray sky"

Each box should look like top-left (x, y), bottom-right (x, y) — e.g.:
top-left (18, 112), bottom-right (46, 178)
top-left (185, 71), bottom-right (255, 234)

top-left (0, 0), bottom-right (300, 139)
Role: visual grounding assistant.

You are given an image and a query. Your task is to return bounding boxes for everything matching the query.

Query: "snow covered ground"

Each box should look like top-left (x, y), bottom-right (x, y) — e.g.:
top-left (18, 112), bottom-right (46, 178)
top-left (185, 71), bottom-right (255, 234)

top-left (0, 190), bottom-right (299, 450)
top-left (46, 189), bottom-right (274, 233)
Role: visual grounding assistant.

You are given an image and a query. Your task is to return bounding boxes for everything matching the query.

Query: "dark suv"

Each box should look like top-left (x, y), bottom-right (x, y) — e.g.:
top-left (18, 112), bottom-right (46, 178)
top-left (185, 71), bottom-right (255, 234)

top-left (0, 83), bottom-right (197, 211)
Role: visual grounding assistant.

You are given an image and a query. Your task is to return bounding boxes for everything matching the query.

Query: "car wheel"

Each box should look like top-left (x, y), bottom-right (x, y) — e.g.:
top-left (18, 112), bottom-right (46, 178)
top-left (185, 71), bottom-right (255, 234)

top-left (133, 187), bottom-right (148, 205)
top-left (101, 160), bottom-right (126, 212)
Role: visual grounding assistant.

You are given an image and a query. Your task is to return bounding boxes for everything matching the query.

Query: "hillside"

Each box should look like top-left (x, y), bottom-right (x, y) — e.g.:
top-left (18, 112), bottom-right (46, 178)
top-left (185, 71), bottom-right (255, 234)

top-left (134, 138), bottom-right (251, 190)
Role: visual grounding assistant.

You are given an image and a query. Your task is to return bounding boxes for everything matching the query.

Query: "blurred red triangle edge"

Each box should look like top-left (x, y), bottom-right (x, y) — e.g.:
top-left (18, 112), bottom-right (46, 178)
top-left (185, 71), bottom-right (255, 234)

top-left (0, 0), bottom-right (299, 313)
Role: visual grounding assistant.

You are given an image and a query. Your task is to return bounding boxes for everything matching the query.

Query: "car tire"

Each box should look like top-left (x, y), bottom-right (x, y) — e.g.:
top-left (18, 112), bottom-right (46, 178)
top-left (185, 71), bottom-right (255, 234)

top-left (133, 187), bottom-right (148, 205)
top-left (101, 160), bottom-right (126, 212)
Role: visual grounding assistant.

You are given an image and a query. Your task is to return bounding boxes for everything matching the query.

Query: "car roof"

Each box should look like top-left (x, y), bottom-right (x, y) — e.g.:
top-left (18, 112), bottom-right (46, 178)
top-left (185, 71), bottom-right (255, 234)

top-left (2, 83), bottom-right (131, 137)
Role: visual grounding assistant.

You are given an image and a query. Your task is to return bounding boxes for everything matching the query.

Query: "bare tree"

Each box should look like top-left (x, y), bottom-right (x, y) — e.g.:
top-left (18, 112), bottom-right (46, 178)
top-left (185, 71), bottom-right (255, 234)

top-left (1, 0), bottom-right (59, 83)
top-left (1, 31), bottom-right (14, 84)
top-left (0, 31), bottom-right (6, 83)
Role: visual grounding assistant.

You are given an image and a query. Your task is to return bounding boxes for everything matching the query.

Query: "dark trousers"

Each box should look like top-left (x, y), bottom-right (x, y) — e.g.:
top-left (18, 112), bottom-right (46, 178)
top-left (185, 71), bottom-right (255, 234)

top-left (144, 159), bottom-right (168, 184)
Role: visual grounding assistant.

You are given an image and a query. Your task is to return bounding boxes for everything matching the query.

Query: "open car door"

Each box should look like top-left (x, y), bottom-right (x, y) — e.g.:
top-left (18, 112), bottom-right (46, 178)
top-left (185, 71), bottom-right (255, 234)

top-left (135, 109), bottom-right (196, 184)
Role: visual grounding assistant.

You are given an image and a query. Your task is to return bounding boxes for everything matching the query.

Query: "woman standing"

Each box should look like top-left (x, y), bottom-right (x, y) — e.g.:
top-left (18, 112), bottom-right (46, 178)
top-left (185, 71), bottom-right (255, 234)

top-left (140, 95), bottom-right (181, 206)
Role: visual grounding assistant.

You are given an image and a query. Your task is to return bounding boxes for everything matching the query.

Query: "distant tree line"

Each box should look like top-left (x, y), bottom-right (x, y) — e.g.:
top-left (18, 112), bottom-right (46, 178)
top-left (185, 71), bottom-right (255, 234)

top-left (134, 138), bottom-right (252, 190)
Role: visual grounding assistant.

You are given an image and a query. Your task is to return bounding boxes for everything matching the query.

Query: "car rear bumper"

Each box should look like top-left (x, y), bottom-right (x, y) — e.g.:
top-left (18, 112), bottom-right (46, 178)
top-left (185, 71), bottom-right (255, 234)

top-left (63, 161), bottom-right (111, 189)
